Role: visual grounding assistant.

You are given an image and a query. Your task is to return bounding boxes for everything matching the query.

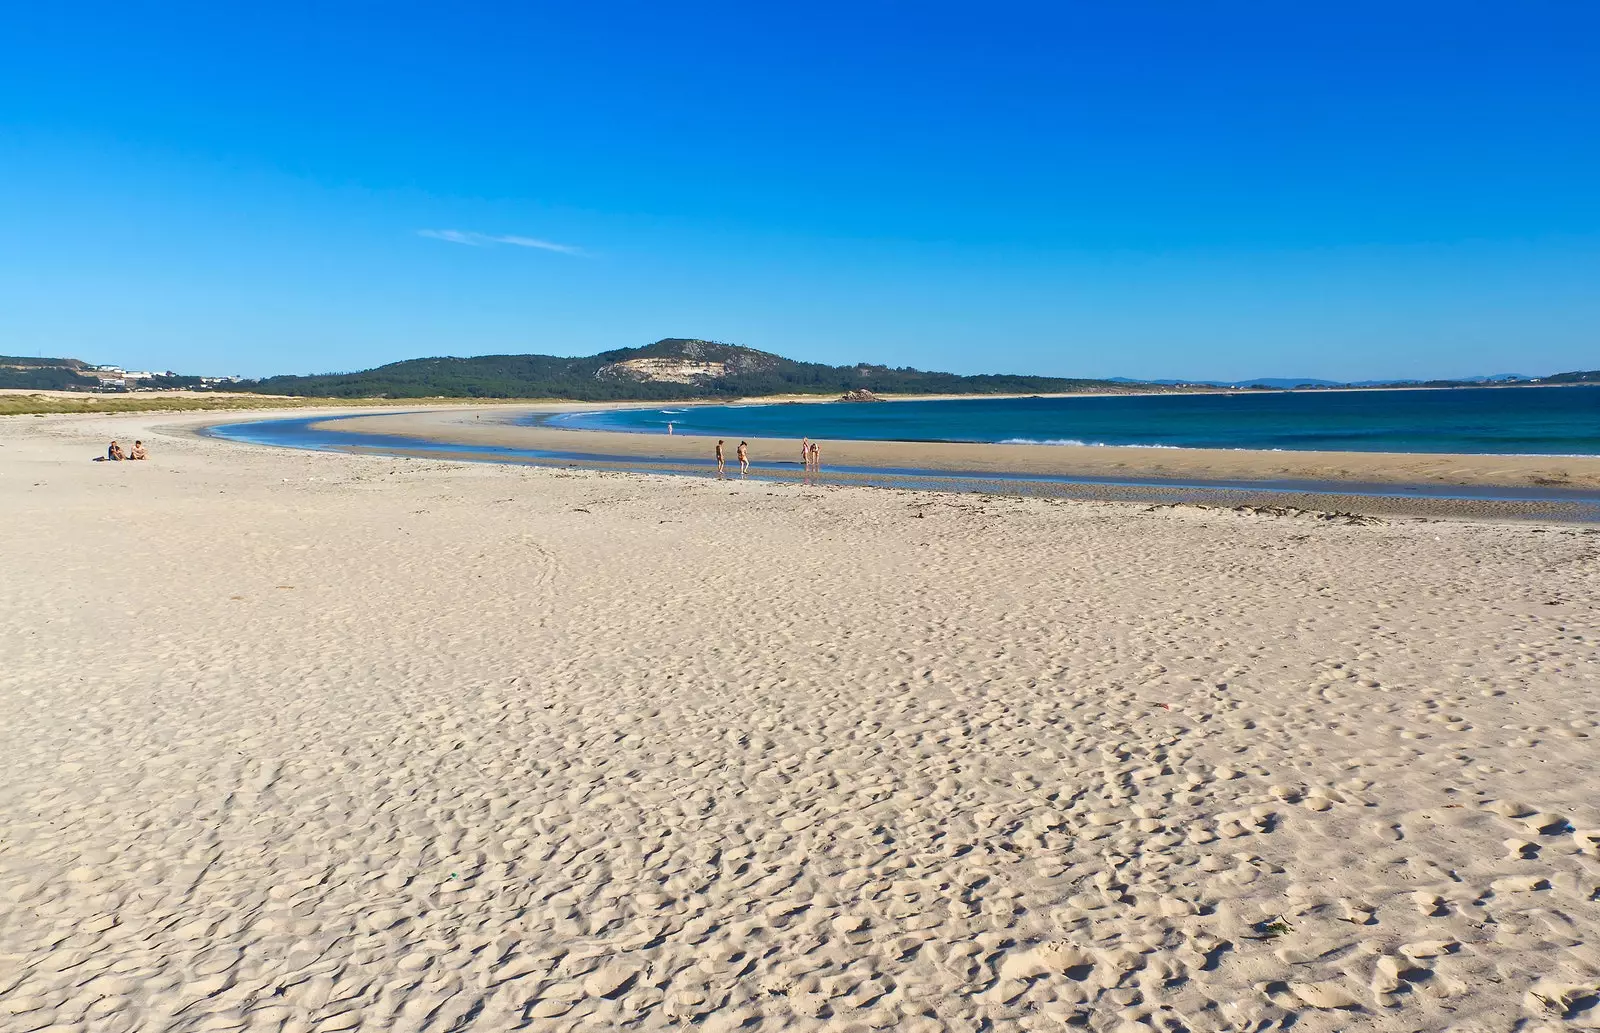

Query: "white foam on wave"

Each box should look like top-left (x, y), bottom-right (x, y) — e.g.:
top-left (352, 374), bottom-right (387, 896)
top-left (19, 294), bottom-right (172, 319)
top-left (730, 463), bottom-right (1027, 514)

top-left (999, 438), bottom-right (1182, 449)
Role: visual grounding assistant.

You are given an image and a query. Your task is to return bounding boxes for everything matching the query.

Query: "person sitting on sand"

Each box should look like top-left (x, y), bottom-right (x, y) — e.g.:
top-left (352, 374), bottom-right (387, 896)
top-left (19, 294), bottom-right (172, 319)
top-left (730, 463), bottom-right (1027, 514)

top-left (129, 440), bottom-right (147, 460)
top-left (737, 441), bottom-right (749, 476)
top-left (106, 440), bottom-right (125, 461)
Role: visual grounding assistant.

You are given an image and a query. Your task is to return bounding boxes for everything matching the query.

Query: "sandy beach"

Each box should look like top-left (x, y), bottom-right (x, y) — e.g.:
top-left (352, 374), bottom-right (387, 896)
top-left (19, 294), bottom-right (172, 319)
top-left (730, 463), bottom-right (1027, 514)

top-left (3, 409), bottom-right (1599, 1033)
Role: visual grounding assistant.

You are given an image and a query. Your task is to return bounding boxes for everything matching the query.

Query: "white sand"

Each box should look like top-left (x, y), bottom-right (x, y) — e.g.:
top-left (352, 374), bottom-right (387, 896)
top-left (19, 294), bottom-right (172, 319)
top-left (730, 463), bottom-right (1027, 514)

top-left (3, 410), bottom-right (1598, 1033)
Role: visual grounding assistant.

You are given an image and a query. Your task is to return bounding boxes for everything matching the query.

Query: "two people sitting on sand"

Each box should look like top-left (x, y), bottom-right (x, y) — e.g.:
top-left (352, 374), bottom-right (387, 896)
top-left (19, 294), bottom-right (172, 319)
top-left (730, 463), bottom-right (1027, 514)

top-left (102, 440), bottom-right (147, 461)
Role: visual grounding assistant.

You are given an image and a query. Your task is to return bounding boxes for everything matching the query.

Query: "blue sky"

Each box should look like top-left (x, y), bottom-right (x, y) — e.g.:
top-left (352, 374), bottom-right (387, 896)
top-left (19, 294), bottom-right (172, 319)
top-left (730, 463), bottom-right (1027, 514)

top-left (2, 3), bottom-right (1597, 380)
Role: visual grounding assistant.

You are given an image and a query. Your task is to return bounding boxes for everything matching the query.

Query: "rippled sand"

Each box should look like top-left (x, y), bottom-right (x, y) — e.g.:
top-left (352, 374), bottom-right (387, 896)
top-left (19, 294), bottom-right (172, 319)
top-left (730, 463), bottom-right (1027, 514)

top-left (3, 411), bottom-right (1598, 1033)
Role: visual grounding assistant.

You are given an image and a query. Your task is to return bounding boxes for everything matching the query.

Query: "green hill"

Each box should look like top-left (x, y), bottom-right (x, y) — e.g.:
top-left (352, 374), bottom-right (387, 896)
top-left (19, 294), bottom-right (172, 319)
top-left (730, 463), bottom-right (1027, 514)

top-left (0, 355), bottom-right (98, 390)
top-left (226, 338), bottom-right (1160, 400)
top-left (0, 354), bottom-right (92, 369)
top-left (1545, 370), bottom-right (1600, 384)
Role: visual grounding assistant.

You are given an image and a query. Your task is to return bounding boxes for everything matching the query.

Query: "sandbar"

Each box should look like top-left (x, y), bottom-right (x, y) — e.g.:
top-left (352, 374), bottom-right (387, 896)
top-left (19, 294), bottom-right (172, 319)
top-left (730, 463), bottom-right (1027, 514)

top-left (318, 405), bottom-right (1600, 491)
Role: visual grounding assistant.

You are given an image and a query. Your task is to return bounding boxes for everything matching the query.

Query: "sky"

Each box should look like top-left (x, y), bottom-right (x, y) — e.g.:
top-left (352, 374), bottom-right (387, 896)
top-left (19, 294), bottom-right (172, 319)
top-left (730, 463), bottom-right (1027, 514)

top-left (2, 2), bottom-right (1597, 381)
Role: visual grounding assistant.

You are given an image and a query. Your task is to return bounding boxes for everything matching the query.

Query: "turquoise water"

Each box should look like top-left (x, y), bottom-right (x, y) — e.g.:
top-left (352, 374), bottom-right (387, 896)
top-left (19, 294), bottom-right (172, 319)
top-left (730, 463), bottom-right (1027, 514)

top-left (547, 385), bottom-right (1600, 455)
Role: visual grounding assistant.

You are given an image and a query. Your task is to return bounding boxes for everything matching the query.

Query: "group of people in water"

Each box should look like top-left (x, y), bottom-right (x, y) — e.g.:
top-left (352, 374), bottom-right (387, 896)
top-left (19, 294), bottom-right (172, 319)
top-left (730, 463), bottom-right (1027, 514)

top-left (102, 439), bottom-right (148, 461)
top-left (712, 437), bottom-right (821, 478)
top-left (714, 439), bottom-right (750, 477)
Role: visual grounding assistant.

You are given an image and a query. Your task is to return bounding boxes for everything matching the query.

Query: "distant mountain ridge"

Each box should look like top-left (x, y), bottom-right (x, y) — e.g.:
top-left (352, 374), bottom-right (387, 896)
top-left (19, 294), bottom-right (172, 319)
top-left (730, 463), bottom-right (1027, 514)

top-left (5, 342), bottom-right (1598, 397)
top-left (209, 342), bottom-right (1600, 398)
top-left (223, 339), bottom-right (1168, 400)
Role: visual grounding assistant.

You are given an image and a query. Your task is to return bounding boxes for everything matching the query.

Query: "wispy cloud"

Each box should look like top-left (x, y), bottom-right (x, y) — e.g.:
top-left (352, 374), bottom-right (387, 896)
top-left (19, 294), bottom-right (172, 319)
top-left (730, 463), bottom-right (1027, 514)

top-left (418, 229), bottom-right (583, 255)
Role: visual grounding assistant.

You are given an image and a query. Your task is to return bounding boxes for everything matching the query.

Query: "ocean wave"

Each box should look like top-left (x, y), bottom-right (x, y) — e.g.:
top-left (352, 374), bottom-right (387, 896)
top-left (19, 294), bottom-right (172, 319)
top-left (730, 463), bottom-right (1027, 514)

top-left (999, 438), bottom-right (1181, 449)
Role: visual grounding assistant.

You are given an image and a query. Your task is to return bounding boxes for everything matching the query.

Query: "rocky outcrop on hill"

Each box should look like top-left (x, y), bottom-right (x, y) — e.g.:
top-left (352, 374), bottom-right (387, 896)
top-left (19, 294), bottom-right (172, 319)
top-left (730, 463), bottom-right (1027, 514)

top-left (594, 339), bottom-right (784, 385)
top-left (598, 357), bottom-right (729, 385)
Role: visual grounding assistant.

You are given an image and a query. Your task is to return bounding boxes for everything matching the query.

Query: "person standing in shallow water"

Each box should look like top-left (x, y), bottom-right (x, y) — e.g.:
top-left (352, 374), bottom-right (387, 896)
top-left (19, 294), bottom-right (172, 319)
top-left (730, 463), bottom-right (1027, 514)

top-left (737, 441), bottom-right (749, 477)
top-left (808, 441), bottom-right (820, 473)
top-left (800, 437), bottom-right (809, 469)
top-left (715, 439), bottom-right (726, 478)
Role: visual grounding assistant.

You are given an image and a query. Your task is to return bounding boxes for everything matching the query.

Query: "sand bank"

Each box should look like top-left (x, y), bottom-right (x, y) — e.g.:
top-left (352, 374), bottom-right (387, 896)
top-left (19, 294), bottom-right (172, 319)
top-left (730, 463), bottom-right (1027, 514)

top-left (3, 409), bottom-right (1599, 1032)
top-left (320, 406), bottom-right (1600, 491)
top-left (255, 406), bottom-right (1600, 521)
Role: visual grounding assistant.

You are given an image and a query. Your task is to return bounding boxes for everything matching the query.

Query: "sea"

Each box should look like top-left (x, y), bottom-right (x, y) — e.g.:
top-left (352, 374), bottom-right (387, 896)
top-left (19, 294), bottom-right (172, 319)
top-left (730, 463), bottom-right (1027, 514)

top-left (547, 385), bottom-right (1600, 456)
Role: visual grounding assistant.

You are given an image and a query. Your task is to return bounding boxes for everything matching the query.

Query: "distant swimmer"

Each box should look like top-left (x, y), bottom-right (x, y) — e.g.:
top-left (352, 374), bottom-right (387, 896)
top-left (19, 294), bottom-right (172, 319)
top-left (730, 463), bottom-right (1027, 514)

top-left (715, 439), bottom-right (726, 477)
top-left (737, 440), bottom-right (749, 476)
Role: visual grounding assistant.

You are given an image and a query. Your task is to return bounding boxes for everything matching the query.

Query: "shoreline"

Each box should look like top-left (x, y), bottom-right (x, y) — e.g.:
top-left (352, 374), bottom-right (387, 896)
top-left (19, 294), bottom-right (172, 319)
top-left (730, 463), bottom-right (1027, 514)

top-left (6, 396), bottom-right (1584, 520)
top-left (189, 404), bottom-right (1600, 522)
top-left (327, 405), bottom-right (1600, 488)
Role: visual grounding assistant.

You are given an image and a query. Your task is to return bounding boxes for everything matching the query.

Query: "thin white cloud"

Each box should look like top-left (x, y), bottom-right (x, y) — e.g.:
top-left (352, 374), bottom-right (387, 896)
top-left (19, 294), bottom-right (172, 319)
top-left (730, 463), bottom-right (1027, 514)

top-left (418, 229), bottom-right (583, 255)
